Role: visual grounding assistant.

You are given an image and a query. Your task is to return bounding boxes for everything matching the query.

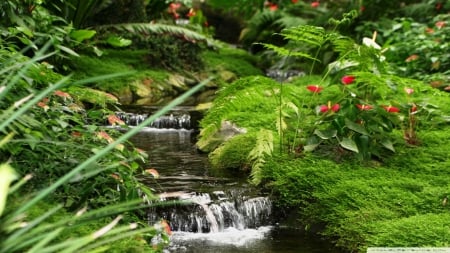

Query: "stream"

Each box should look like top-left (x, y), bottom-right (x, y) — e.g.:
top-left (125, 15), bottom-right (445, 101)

top-left (119, 107), bottom-right (343, 253)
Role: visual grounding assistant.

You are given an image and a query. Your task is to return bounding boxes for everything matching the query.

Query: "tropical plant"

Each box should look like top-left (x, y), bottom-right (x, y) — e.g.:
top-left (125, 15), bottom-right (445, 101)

top-left (0, 44), bottom-right (210, 252)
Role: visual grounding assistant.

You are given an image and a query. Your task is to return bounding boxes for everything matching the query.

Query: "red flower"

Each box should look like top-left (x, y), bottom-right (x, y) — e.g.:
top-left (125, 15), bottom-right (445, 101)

top-left (356, 104), bottom-right (373, 110)
top-left (435, 21), bottom-right (446, 29)
top-left (269, 3), bottom-right (278, 11)
top-left (320, 101), bottom-right (340, 113)
top-left (307, 85), bottom-right (323, 93)
top-left (186, 8), bottom-right (196, 17)
top-left (341, 75), bottom-right (355, 85)
top-left (291, 0), bottom-right (299, 3)
top-left (410, 103), bottom-right (418, 113)
top-left (383, 105), bottom-right (400, 113)
top-left (311, 1), bottom-right (320, 8)
top-left (405, 54), bottom-right (419, 62)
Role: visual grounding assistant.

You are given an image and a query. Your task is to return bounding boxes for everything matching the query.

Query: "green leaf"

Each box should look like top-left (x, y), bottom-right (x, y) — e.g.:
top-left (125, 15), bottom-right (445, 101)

top-left (345, 118), bottom-right (369, 135)
top-left (15, 26), bottom-right (34, 37)
top-left (70, 29), bottom-right (97, 42)
top-left (339, 137), bottom-right (359, 153)
top-left (56, 45), bottom-right (80, 57)
top-left (105, 36), bottom-right (132, 47)
top-left (0, 163), bottom-right (18, 216)
top-left (304, 136), bottom-right (320, 151)
top-left (380, 138), bottom-right (395, 152)
top-left (314, 129), bottom-right (337, 140)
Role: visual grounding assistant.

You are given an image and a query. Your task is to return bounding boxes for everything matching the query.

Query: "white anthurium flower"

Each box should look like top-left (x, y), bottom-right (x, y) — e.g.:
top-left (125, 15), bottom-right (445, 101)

top-left (362, 37), bottom-right (381, 50)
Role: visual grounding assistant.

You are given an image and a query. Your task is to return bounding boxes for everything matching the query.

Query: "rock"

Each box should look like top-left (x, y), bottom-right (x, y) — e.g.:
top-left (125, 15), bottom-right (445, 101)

top-left (115, 86), bottom-right (133, 105)
top-left (131, 79), bottom-right (152, 98)
top-left (167, 74), bottom-right (188, 91)
top-left (218, 70), bottom-right (237, 83)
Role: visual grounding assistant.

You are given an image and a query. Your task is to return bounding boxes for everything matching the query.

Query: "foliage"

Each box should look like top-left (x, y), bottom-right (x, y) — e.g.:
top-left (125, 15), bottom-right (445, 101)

top-left (0, 0), bottom-right (101, 64)
top-left (261, 22), bottom-right (448, 161)
top-left (381, 15), bottom-right (450, 88)
top-left (200, 46), bottom-right (264, 78)
top-left (263, 128), bottom-right (450, 251)
top-left (0, 41), bottom-right (210, 252)
top-left (96, 23), bottom-right (214, 71)
top-left (44, 0), bottom-right (115, 28)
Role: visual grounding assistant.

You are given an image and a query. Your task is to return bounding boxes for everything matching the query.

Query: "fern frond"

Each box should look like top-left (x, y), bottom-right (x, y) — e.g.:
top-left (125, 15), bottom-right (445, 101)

top-left (97, 23), bottom-right (217, 47)
top-left (281, 25), bottom-right (326, 48)
top-left (248, 129), bottom-right (274, 185)
top-left (261, 43), bottom-right (317, 61)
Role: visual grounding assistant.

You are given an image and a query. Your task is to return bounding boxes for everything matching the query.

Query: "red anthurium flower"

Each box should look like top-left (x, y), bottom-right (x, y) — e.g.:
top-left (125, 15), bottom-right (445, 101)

top-left (186, 8), bottom-right (196, 17)
top-left (404, 87), bottom-right (414, 95)
top-left (341, 75), bottom-right (355, 85)
top-left (435, 21), bottom-right (446, 29)
top-left (291, 0), bottom-right (299, 3)
top-left (269, 3), bottom-right (278, 11)
top-left (356, 104), bottom-right (373, 111)
top-left (383, 105), bottom-right (400, 113)
top-left (426, 27), bottom-right (434, 34)
top-left (307, 85), bottom-right (323, 93)
top-left (311, 1), bottom-right (320, 8)
top-left (405, 54), bottom-right (419, 62)
top-left (410, 103), bottom-right (418, 113)
top-left (320, 101), bottom-right (340, 113)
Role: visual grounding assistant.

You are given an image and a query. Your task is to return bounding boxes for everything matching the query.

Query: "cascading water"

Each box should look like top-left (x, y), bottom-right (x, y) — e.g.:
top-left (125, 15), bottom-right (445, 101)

top-left (120, 106), bottom-right (343, 253)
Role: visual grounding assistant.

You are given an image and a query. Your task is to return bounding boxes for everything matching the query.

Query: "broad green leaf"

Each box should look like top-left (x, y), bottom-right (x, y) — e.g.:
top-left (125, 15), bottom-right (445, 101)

top-left (0, 163), bottom-right (18, 216)
top-left (105, 36), bottom-right (132, 47)
top-left (339, 137), bottom-right (359, 153)
top-left (345, 118), bottom-right (369, 135)
top-left (304, 136), bottom-right (320, 151)
top-left (380, 138), bottom-right (395, 152)
top-left (314, 129), bottom-right (337, 140)
top-left (16, 26), bottom-right (34, 37)
top-left (70, 29), bottom-right (97, 42)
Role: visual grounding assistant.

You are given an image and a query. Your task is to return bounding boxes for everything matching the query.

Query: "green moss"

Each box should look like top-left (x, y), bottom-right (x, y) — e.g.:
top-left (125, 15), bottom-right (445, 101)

top-left (262, 128), bottom-right (450, 252)
top-left (201, 46), bottom-right (264, 78)
top-left (209, 132), bottom-right (257, 170)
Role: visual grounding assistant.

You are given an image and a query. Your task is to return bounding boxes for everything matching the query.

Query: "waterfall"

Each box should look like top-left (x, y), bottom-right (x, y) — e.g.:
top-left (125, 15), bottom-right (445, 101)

top-left (147, 191), bottom-right (272, 234)
top-left (115, 111), bottom-right (192, 130)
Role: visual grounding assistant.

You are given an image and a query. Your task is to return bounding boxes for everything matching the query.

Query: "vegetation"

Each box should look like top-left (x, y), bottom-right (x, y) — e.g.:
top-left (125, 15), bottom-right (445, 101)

top-left (1, 0), bottom-right (449, 252)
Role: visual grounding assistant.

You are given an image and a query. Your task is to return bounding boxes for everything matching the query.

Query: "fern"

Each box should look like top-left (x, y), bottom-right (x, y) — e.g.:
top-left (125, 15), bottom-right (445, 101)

top-left (96, 23), bottom-right (217, 47)
top-left (281, 25), bottom-right (326, 48)
top-left (248, 129), bottom-right (274, 185)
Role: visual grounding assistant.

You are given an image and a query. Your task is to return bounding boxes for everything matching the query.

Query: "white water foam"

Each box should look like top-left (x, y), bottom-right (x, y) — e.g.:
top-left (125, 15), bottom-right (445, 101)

top-left (169, 226), bottom-right (273, 247)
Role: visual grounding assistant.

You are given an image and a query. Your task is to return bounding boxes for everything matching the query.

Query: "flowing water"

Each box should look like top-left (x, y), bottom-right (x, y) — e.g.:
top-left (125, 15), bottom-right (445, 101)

top-left (119, 107), bottom-right (343, 253)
